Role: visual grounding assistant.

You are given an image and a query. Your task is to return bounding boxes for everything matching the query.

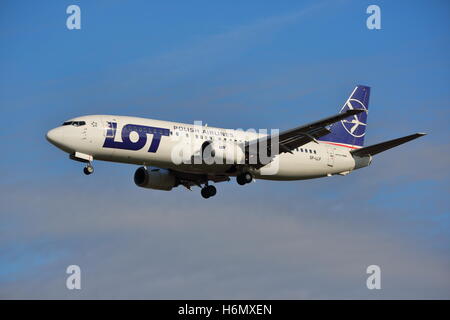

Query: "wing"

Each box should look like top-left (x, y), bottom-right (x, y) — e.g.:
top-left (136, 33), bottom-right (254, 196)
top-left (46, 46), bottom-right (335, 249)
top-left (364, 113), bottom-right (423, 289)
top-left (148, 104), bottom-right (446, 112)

top-left (244, 109), bottom-right (365, 166)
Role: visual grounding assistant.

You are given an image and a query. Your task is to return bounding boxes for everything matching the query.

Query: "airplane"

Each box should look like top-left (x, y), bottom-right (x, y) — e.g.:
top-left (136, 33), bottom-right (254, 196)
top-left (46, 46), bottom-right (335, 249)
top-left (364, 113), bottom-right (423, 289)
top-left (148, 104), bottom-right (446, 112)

top-left (46, 85), bottom-right (426, 199)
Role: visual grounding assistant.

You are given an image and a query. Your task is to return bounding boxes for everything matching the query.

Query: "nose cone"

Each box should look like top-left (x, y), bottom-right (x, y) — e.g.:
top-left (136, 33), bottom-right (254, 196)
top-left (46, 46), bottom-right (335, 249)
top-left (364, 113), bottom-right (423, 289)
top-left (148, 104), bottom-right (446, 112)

top-left (46, 127), bottom-right (66, 149)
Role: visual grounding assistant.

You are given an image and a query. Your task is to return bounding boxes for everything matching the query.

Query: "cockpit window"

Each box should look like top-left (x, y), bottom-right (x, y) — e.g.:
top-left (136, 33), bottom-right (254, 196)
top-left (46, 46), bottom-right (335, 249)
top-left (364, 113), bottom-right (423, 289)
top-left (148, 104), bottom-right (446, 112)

top-left (62, 121), bottom-right (86, 127)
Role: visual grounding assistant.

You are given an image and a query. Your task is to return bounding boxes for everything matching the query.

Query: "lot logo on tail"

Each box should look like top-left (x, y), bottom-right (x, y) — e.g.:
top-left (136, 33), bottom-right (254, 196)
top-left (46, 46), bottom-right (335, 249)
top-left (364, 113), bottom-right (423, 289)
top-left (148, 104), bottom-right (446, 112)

top-left (103, 122), bottom-right (170, 152)
top-left (340, 99), bottom-right (368, 138)
top-left (318, 85), bottom-right (370, 147)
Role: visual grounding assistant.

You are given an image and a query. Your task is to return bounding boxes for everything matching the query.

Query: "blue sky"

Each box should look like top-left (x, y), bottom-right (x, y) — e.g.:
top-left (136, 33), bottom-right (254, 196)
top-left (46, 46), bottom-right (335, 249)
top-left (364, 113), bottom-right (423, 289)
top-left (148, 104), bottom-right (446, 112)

top-left (1, 0), bottom-right (449, 298)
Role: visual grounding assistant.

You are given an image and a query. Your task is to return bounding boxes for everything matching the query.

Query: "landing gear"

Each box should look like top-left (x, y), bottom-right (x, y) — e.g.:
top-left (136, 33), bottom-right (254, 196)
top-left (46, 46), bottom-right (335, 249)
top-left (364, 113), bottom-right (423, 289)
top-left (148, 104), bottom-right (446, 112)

top-left (201, 185), bottom-right (217, 199)
top-left (236, 172), bottom-right (253, 185)
top-left (83, 163), bottom-right (94, 175)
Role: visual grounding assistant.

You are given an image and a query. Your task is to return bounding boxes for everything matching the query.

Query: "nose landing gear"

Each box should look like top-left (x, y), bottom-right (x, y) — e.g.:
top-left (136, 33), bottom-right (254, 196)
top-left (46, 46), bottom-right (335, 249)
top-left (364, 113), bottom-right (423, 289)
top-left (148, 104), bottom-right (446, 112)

top-left (69, 152), bottom-right (94, 176)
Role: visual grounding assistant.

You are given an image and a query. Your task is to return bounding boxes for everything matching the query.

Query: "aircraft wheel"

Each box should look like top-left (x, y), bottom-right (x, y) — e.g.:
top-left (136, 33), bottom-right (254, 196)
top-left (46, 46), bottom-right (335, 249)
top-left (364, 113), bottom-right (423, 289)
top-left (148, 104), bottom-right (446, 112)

top-left (201, 185), bottom-right (217, 198)
top-left (201, 187), bottom-right (210, 199)
top-left (83, 164), bottom-right (94, 175)
top-left (207, 185), bottom-right (216, 197)
top-left (237, 172), bottom-right (252, 185)
top-left (243, 172), bottom-right (253, 183)
top-left (236, 175), bottom-right (246, 185)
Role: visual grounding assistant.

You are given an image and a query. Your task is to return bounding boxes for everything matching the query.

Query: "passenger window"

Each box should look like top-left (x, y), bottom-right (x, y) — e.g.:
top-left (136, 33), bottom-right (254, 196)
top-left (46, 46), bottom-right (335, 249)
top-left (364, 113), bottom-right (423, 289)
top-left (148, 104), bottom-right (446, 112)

top-left (314, 150), bottom-right (317, 154)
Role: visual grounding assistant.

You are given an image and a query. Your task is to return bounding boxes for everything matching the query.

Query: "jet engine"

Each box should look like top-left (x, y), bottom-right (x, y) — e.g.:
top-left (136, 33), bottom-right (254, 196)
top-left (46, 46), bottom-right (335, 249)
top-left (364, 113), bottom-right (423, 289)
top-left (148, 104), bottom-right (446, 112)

top-left (134, 167), bottom-right (178, 191)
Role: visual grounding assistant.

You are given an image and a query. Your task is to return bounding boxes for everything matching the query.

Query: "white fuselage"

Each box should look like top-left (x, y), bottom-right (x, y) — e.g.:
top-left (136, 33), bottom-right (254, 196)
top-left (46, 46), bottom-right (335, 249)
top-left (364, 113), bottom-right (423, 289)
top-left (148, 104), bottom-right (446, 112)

top-left (46, 115), bottom-right (368, 181)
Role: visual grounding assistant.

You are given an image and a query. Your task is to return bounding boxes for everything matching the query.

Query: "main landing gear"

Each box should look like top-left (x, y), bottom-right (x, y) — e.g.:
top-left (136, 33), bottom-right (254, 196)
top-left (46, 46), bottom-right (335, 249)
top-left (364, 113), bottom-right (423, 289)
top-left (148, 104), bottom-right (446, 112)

top-left (83, 163), bottom-right (94, 175)
top-left (201, 185), bottom-right (217, 199)
top-left (236, 172), bottom-right (253, 185)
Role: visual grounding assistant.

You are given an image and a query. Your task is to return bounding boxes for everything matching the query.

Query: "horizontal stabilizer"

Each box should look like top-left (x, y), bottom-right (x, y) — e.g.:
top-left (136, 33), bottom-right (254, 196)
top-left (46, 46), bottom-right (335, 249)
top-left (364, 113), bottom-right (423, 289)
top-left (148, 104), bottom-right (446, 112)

top-left (351, 133), bottom-right (426, 157)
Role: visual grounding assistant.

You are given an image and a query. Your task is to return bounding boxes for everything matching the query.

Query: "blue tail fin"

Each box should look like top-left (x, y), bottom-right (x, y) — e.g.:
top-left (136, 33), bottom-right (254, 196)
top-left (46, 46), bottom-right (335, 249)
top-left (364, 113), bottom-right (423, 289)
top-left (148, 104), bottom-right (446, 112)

top-left (319, 85), bottom-right (370, 147)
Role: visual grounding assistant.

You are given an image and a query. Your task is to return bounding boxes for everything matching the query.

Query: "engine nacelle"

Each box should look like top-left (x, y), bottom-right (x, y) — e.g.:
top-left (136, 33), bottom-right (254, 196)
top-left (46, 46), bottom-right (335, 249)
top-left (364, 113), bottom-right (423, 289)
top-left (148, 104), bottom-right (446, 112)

top-left (134, 167), bottom-right (178, 191)
top-left (202, 141), bottom-right (245, 164)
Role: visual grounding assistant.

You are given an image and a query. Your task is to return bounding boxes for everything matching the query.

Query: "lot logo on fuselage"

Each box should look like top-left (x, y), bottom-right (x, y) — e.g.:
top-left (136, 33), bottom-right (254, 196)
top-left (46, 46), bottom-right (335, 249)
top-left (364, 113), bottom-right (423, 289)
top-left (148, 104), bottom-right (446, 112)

top-left (103, 122), bottom-right (170, 152)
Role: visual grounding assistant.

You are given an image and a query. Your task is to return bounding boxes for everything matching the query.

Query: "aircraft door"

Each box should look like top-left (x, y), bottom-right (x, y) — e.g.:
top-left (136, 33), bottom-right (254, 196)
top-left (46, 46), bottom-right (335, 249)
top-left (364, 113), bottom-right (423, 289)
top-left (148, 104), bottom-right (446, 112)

top-left (102, 117), bottom-right (117, 137)
top-left (100, 117), bottom-right (118, 157)
top-left (327, 147), bottom-right (335, 167)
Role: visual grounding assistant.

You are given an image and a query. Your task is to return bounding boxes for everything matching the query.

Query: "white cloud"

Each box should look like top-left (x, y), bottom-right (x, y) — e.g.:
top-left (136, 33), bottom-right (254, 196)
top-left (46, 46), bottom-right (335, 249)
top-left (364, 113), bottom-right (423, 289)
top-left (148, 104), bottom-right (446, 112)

top-left (1, 175), bottom-right (449, 299)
